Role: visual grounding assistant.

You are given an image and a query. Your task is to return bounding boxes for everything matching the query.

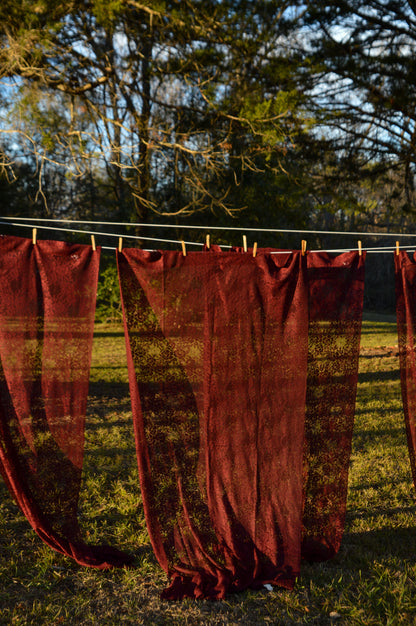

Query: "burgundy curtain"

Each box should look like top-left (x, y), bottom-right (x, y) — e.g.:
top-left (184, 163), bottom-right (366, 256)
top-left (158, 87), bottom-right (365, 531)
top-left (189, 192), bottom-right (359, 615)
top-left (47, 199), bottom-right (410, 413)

top-left (0, 235), bottom-right (132, 568)
top-left (302, 251), bottom-right (366, 561)
top-left (395, 250), bottom-right (416, 489)
top-left (118, 249), bottom-right (309, 599)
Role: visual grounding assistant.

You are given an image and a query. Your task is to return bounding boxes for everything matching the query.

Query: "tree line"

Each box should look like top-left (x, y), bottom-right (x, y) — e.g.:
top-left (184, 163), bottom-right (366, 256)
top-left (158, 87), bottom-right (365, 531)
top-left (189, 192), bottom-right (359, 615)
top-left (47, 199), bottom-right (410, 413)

top-left (0, 0), bottom-right (415, 248)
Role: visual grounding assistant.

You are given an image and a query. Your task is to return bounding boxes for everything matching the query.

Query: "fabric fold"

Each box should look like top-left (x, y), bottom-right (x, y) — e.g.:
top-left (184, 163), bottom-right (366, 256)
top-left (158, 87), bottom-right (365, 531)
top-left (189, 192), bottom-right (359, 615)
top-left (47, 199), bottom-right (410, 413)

top-left (395, 250), bottom-right (416, 490)
top-left (302, 251), bottom-right (366, 561)
top-left (118, 248), bottom-right (309, 599)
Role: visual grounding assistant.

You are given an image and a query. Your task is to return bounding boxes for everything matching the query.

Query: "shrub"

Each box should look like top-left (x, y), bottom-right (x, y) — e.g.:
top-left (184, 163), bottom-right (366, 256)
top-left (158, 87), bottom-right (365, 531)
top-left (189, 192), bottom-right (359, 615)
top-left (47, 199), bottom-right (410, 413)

top-left (95, 263), bottom-right (122, 323)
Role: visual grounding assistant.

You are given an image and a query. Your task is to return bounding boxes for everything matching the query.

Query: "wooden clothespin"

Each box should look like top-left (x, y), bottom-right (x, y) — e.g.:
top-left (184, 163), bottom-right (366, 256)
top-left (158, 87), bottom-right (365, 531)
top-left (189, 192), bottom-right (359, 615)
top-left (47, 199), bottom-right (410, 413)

top-left (91, 235), bottom-right (96, 251)
top-left (358, 240), bottom-right (362, 256)
top-left (396, 241), bottom-right (400, 256)
top-left (301, 239), bottom-right (307, 256)
top-left (206, 234), bottom-right (210, 249)
top-left (243, 235), bottom-right (248, 252)
top-left (32, 228), bottom-right (37, 245)
top-left (253, 242), bottom-right (258, 258)
top-left (118, 237), bottom-right (123, 252)
top-left (181, 240), bottom-right (187, 257)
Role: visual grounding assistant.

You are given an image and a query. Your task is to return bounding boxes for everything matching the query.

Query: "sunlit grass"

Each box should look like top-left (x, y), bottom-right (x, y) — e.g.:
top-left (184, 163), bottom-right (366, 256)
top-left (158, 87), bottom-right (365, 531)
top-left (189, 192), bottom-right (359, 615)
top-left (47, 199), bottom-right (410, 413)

top-left (2, 317), bottom-right (416, 624)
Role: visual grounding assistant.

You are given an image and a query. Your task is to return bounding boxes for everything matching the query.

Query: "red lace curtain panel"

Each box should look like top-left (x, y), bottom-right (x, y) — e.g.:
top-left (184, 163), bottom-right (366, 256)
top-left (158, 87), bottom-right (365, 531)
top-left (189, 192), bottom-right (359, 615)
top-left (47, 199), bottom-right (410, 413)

top-left (118, 248), bottom-right (365, 600)
top-left (395, 251), bottom-right (416, 490)
top-left (302, 252), bottom-right (366, 562)
top-left (0, 235), bottom-right (131, 568)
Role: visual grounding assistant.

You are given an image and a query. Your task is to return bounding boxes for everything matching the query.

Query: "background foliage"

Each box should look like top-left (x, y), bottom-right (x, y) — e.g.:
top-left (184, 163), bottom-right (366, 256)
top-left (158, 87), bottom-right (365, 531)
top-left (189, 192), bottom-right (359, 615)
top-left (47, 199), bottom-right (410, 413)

top-left (1, 1), bottom-right (416, 311)
top-left (0, 1), bottom-right (416, 237)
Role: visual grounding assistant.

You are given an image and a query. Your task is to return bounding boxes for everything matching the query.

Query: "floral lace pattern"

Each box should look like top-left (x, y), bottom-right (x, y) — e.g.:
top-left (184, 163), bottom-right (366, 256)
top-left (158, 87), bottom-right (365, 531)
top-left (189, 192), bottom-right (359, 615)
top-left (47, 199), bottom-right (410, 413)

top-left (395, 251), bottom-right (416, 490)
top-left (302, 251), bottom-right (366, 561)
top-left (119, 248), bottom-right (310, 599)
top-left (0, 236), bottom-right (132, 568)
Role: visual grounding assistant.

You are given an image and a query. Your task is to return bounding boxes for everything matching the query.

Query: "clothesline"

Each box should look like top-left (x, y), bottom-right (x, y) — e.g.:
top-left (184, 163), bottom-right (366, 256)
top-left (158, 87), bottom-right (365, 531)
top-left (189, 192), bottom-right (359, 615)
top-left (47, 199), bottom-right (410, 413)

top-left (99, 246), bottom-right (414, 254)
top-left (0, 220), bottom-right (205, 248)
top-left (0, 217), bottom-right (414, 255)
top-left (3, 216), bottom-right (416, 238)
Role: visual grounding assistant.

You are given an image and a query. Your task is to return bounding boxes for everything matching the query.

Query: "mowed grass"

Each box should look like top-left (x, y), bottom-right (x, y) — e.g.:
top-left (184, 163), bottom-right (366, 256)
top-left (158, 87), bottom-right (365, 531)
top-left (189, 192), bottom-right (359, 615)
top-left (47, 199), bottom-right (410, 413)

top-left (1, 315), bottom-right (416, 624)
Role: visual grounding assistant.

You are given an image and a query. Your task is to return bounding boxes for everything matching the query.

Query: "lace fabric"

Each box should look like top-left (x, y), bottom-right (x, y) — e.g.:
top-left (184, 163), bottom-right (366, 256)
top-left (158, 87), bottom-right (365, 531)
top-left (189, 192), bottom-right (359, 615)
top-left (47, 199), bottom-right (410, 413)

top-left (0, 235), bottom-right (132, 568)
top-left (395, 251), bottom-right (416, 489)
top-left (302, 251), bottom-right (366, 561)
top-left (118, 248), bottom-right (310, 599)
top-left (0, 236), bottom-right (366, 586)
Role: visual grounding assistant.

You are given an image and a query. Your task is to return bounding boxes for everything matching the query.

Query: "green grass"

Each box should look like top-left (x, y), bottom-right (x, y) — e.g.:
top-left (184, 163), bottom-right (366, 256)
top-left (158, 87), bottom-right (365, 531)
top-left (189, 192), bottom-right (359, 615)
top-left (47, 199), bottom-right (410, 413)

top-left (1, 317), bottom-right (416, 624)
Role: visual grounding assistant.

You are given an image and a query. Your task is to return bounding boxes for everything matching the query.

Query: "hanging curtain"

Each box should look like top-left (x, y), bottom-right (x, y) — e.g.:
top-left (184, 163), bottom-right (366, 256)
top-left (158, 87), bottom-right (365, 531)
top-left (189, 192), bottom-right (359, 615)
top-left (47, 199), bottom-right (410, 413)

top-left (302, 251), bottom-right (366, 561)
top-left (395, 250), bottom-right (416, 489)
top-left (0, 235), bottom-right (132, 568)
top-left (118, 249), bottom-right (309, 600)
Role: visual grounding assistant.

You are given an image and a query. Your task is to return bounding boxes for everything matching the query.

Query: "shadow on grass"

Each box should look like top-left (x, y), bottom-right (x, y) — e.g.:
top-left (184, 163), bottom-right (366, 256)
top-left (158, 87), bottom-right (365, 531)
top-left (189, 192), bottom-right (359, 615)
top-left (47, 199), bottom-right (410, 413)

top-left (88, 380), bottom-right (130, 399)
top-left (352, 424), bottom-right (406, 439)
top-left (341, 525), bottom-right (416, 563)
top-left (93, 330), bottom-right (125, 339)
top-left (359, 351), bottom-right (399, 358)
top-left (347, 505), bottom-right (416, 520)
top-left (353, 404), bottom-right (401, 417)
top-left (358, 369), bottom-right (400, 383)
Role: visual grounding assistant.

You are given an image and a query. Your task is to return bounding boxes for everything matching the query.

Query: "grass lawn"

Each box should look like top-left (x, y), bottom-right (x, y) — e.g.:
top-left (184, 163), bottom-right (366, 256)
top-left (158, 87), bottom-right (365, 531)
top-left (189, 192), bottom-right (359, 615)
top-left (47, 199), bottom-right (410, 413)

top-left (1, 315), bottom-right (416, 624)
